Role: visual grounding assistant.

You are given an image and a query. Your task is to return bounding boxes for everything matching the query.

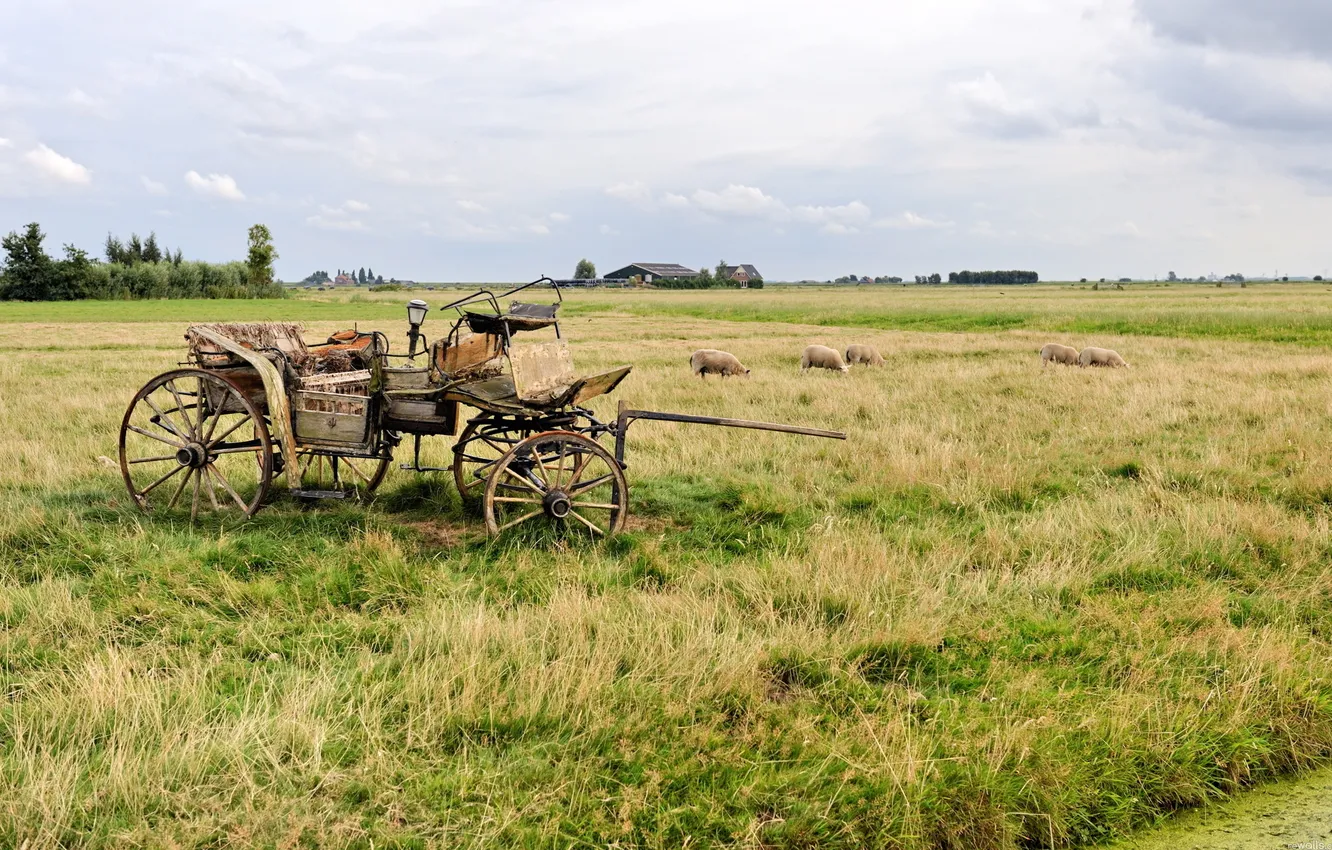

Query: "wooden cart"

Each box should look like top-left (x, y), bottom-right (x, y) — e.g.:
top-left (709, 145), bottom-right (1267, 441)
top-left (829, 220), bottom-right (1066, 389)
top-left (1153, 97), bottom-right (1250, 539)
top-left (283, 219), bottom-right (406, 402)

top-left (118, 278), bottom-right (845, 535)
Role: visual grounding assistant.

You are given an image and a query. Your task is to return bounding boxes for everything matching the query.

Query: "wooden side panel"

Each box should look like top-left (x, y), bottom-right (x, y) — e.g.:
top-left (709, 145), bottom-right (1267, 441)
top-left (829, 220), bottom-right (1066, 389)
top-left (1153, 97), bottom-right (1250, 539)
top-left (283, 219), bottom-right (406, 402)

top-left (511, 340), bottom-right (576, 403)
top-left (435, 332), bottom-right (503, 379)
top-left (571, 366), bottom-right (632, 405)
top-left (383, 367), bottom-right (432, 391)
top-left (293, 410), bottom-right (371, 445)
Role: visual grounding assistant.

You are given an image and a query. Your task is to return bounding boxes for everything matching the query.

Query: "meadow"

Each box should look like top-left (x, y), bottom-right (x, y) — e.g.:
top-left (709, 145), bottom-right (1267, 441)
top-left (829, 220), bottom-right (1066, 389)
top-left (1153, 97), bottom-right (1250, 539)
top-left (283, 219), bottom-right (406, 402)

top-left (2, 284), bottom-right (1332, 848)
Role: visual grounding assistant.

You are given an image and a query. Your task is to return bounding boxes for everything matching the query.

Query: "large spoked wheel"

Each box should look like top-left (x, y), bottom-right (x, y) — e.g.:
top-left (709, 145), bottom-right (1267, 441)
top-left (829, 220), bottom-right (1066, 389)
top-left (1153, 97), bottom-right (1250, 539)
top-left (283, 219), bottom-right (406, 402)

top-left (452, 419), bottom-right (529, 506)
top-left (119, 368), bottom-right (273, 520)
top-left (290, 450), bottom-right (392, 499)
top-left (483, 431), bottom-right (628, 537)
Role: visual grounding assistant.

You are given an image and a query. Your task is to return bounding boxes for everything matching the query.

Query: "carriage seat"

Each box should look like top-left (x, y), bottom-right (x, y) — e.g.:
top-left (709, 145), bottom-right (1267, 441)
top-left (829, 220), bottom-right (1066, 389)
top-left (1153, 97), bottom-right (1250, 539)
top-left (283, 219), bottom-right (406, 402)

top-left (509, 339), bottom-right (631, 409)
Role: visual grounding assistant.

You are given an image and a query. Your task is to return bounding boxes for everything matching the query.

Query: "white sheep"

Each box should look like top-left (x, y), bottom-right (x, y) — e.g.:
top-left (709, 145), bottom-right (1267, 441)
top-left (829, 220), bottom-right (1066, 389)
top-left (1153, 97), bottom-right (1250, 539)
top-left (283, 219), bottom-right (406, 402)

top-left (845, 343), bottom-right (885, 367)
top-left (801, 345), bottom-right (849, 373)
top-left (690, 349), bottom-right (751, 378)
top-left (1039, 343), bottom-right (1079, 367)
top-left (1078, 347), bottom-right (1130, 368)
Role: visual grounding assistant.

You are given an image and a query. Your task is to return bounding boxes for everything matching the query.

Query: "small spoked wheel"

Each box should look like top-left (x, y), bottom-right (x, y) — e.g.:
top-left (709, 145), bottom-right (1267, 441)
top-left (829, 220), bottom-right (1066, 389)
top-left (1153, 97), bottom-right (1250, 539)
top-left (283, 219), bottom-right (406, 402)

top-left (452, 419), bottom-right (530, 505)
top-left (118, 368), bottom-right (273, 519)
top-left (482, 431), bottom-right (628, 536)
top-left (290, 450), bottom-right (391, 499)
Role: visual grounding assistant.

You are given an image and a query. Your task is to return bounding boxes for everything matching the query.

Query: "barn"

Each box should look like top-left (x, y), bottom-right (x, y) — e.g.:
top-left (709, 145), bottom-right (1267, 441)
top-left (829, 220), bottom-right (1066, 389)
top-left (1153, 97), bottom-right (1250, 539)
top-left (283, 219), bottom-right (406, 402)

top-left (602, 262), bottom-right (698, 282)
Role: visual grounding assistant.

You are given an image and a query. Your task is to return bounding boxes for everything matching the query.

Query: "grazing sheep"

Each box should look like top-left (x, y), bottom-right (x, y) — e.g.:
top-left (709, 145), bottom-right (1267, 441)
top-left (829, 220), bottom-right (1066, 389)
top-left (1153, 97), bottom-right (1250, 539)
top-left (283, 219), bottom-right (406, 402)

top-left (1039, 343), bottom-right (1079, 367)
top-left (690, 349), bottom-right (750, 378)
top-left (1078, 347), bottom-right (1130, 368)
top-left (801, 345), bottom-right (849, 373)
top-left (845, 343), bottom-right (885, 366)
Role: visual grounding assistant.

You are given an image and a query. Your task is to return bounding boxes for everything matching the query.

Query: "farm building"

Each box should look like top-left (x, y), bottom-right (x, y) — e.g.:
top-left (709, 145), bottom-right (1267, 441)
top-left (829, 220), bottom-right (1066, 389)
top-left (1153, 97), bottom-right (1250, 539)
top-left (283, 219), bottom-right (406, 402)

top-left (332, 273), bottom-right (357, 287)
top-left (603, 263), bottom-right (698, 283)
top-left (719, 264), bottom-right (762, 286)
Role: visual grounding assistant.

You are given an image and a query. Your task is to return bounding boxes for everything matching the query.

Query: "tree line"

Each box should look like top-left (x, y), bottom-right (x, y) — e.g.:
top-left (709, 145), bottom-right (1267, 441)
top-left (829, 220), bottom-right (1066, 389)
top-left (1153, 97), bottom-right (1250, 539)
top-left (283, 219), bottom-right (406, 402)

top-left (0, 222), bottom-right (284, 301)
top-left (947, 270), bottom-right (1040, 285)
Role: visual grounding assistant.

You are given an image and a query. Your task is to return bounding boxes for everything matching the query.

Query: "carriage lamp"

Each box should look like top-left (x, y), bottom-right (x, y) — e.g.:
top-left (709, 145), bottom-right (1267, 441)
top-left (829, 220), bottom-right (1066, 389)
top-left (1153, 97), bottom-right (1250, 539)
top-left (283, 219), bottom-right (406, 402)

top-left (406, 299), bottom-right (428, 359)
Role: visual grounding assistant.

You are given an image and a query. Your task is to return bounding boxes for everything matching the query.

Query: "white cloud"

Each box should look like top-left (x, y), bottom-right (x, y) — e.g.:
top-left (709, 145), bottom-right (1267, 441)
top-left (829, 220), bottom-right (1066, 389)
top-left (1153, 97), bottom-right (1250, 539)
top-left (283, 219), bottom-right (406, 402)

top-left (344, 199), bottom-right (370, 212)
top-left (141, 175), bottom-right (168, 196)
top-left (25, 144), bottom-right (91, 184)
top-left (184, 170), bottom-right (244, 200)
top-left (793, 201), bottom-right (872, 226)
top-left (548, 212), bottom-right (570, 222)
top-left (525, 223), bottom-right (550, 235)
top-left (599, 224), bottom-right (618, 236)
top-left (820, 222), bottom-right (859, 235)
top-left (456, 199), bottom-right (488, 213)
top-left (874, 211), bottom-right (953, 229)
top-left (306, 213), bottom-right (367, 231)
top-left (660, 192), bottom-right (691, 209)
top-left (65, 88), bottom-right (109, 117)
top-left (691, 184), bottom-right (787, 219)
top-left (0, 138), bottom-right (12, 148)
top-left (604, 181), bottom-right (654, 208)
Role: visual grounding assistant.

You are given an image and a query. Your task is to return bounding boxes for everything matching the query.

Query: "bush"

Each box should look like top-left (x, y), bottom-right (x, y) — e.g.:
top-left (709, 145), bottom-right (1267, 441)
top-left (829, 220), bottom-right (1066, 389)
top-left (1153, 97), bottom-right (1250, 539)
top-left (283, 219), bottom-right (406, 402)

top-left (0, 222), bottom-right (285, 301)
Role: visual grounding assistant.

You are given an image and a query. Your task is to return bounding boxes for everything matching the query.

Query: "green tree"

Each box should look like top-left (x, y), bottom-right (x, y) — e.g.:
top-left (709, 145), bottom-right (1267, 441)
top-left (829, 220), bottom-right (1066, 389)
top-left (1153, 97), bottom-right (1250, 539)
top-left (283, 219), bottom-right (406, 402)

top-left (0, 223), bottom-right (56, 301)
top-left (358, 267), bottom-right (366, 285)
top-left (127, 233), bottom-right (144, 263)
top-left (715, 260), bottom-right (729, 281)
top-left (246, 224), bottom-right (279, 289)
top-left (143, 232), bottom-right (163, 263)
top-left (698, 264), bottom-right (712, 282)
top-left (367, 267), bottom-right (375, 281)
top-left (573, 258), bottom-right (596, 279)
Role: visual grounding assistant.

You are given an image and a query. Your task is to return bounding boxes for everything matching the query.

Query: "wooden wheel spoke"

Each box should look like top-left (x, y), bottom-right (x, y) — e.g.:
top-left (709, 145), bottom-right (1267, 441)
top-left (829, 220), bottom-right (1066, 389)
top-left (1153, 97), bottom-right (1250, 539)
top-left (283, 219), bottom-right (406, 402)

top-left (530, 447), bottom-right (553, 487)
top-left (138, 463), bottom-right (185, 497)
top-left (566, 508), bottom-right (606, 536)
top-left (167, 467), bottom-right (194, 509)
top-left (493, 495), bottom-right (544, 504)
top-left (128, 454), bottom-right (178, 465)
top-left (202, 467), bottom-right (220, 510)
top-left (127, 422), bottom-right (185, 448)
top-left (342, 458), bottom-right (374, 486)
top-left (206, 413), bottom-right (253, 449)
top-left (190, 468), bottom-right (202, 522)
top-left (570, 501), bottom-right (619, 511)
top-left (553, 441), bottom-right (568, 489)
top-left (496, 509), bottom-right (543, 532)
top-left (566, 451), bottom-right (593, 488)
top-left (166, 380), bottom-right (197, 438)
top-left (502, 466), bottom-right (545, 496)
top-left (570, 472), bottom-right (614, 496)
top-left (143, 394), bottom-right (190, 442)
top-left (207, 464), bottom-right (249, 511)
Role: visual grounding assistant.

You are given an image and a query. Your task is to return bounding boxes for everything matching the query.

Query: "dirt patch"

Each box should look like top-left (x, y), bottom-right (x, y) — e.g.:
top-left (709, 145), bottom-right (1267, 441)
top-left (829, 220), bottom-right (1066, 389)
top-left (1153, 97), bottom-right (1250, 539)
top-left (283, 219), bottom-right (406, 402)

top-left (406, 519), bottom-right (474, 548)
top-left (623, 514), bottom-right (677, 534)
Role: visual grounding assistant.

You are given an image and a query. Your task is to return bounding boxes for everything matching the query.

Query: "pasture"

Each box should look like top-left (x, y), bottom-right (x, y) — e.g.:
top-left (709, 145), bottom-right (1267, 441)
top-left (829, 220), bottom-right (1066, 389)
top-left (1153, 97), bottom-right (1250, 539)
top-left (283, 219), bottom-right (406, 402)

top-left (2, 284), bottom-right (1332, 848)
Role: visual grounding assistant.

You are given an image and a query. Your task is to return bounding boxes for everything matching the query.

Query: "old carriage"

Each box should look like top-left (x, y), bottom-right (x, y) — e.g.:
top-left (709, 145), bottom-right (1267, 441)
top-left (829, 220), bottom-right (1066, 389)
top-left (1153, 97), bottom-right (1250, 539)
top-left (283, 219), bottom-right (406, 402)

top-left (118, 278), bottom-right (845, 534)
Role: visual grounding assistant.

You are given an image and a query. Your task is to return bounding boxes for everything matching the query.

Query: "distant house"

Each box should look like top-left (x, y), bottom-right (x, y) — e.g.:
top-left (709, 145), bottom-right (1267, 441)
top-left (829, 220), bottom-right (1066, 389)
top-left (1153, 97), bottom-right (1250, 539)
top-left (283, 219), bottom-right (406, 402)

top-left (332, 273), bottom-right (357, 287)
top-left (719, 264), bottom-right (762, 287)
top-left (603, 262), bottom-right (698, 283)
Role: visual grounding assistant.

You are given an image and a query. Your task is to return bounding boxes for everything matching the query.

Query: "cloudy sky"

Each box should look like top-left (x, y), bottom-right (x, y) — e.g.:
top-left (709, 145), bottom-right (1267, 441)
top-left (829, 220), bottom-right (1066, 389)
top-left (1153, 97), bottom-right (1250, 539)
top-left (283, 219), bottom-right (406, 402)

top-left (1, 0), bottom-right (1329, 281)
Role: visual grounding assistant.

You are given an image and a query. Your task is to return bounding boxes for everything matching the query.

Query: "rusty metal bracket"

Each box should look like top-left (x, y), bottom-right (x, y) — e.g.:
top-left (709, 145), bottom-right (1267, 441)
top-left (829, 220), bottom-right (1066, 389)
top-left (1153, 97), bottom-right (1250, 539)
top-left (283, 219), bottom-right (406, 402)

top-left (188, 326), bottom-right (298, 490)
top-left (613, 399), bottom-right (846, 466)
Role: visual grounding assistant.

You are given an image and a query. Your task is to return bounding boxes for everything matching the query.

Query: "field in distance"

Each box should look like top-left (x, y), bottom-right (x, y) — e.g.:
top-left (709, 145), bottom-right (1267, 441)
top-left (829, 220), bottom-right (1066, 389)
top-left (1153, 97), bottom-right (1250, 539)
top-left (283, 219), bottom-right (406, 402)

top-left (2, 284), bottom-right (1331, 848)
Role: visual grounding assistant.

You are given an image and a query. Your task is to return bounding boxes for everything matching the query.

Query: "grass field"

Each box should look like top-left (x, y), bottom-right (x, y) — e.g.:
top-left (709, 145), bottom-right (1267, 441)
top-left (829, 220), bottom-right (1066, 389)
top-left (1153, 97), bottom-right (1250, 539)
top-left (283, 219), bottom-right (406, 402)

top-left (3, 284), bottom-right (1332, 848)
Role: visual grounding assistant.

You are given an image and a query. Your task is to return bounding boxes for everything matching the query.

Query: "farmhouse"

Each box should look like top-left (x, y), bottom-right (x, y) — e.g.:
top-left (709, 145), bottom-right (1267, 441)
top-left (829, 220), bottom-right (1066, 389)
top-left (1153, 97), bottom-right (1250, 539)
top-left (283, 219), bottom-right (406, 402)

top-left (332, 273), bottom-right (357, 287)
top-left (603, 262), bottom-right (698, 283)
top-left (719, 264), bottom-right (762, 286)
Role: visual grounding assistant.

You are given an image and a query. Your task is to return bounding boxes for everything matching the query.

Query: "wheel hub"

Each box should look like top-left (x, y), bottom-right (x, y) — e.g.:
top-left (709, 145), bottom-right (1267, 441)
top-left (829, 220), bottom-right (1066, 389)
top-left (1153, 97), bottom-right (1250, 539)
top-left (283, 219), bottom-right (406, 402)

top-left (543, 489), bottom-right (572, 519)
top-left (175, 443), bottom-right (209, 468)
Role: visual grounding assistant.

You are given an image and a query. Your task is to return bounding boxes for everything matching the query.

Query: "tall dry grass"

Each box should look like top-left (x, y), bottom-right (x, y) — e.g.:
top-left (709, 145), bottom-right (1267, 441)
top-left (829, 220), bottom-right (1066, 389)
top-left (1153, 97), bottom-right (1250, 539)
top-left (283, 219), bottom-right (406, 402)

top-left (1, 287), bottom-right (1331, 847)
